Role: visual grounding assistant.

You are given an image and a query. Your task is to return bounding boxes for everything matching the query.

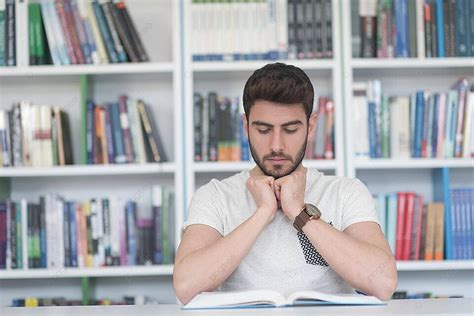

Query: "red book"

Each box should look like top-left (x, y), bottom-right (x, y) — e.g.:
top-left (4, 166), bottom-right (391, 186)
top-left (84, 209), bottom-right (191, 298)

top-left (413, 195), bottom-right (424, 260)
top-left (395, 192), bottom-right (407, 260)
top-left (402, 192), bottom-right (416, 260)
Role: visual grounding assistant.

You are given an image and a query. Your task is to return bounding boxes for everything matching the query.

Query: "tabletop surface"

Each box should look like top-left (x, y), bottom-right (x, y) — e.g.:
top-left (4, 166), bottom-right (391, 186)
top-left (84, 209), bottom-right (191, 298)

top-left (1, 298), bottom-right (473, 316)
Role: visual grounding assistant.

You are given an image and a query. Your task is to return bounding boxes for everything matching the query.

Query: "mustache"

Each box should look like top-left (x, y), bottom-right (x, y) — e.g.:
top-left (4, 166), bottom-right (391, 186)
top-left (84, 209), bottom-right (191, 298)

top-left (263, 152), bottom-right (293, 161)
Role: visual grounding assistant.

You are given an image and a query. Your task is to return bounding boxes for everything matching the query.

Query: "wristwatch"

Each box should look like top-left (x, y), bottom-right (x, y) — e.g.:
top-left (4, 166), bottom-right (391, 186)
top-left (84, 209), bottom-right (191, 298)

top-left (293, 203), bottom-right (322, 232)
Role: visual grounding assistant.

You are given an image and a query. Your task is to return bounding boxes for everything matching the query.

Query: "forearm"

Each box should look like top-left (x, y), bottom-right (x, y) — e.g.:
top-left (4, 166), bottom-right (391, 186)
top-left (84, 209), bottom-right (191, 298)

top-left (174, 210), bottom-right (269, 304)
top-left (303, 220), bottom-right (397, 300)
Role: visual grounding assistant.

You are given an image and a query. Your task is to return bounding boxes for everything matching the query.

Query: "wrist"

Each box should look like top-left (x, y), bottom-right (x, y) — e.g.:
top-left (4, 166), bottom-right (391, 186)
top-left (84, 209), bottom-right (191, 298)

top-left (254, 206), bottom-right (276, 225)
top-left (287, 203), bottom-right (305, 221)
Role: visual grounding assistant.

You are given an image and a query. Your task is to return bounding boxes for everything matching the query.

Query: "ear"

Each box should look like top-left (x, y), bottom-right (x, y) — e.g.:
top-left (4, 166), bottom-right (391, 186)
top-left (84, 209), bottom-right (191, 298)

top-left (307, 112), bottom-right (318, 143)
top-left (242, 113), bottom-right (249, 139)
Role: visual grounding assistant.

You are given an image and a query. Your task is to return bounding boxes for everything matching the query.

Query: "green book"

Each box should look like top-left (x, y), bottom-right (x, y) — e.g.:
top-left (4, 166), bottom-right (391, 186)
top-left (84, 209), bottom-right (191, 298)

top-left (32, 3), bottom-right (46, 65)
top-left (81, 277), bottom-right (90, 306)
top-left (381, 95), bottom-right (390, 158)
top-left (28, 3), bottom-right (37, 65)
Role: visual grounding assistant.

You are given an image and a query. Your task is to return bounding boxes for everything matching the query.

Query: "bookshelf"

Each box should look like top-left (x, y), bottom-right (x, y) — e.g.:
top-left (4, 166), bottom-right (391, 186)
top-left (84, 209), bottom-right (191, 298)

top-left (341, 1), bottom-right (474, 299)
top-left (0, 0), bottom-right (182, 307)
top-left (183, 0), bottom-right (344, 212)
top-left (0, 0), bottom-right (473, 308)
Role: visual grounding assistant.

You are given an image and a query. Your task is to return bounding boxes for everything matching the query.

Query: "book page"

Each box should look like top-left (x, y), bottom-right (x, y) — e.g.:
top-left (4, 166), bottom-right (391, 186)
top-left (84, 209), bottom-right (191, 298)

top-left (286, 290), bottom-right (384, 306)
top-left (183, 290), bottom-right (286, 309)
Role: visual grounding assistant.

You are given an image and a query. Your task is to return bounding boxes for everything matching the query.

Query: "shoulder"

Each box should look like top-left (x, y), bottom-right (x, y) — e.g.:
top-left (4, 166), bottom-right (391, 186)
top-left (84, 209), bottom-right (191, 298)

top-left (193, 171), bottom-right (248, 200)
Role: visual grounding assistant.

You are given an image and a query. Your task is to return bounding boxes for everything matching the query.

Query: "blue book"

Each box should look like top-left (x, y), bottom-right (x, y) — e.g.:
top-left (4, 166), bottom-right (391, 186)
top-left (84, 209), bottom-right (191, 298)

top-left (368, 101), bottom-right (377, 159)
top-left (92, 0), bottom-right (118, 63)
top-left (455, 0), bottom-right (469, 56)
top-left (395, 0), bottom-right (409, 57)
top-left (126, 201), bottom-right (137, 266)
top-left (109, 103), bottom-right (126, 163)
top-left (410, 94), bottom-right (416, 157)
top-left (451, 189), bottom-right (460, 259)
top-left (63, 203), bottom-right (70, 267)
top-left (69, 202), bottom-right (78, 267)
top-left (387, 193), bottom-right (398, 256)
top-left (433, 168), bottom-right (453, 259)
top-left (461, 189), bottom-right (470, 260)
top-left (469, 1), bottom-right (474, 56)
top-left (470, 189), bottom-right (474, 259)
top-left (436, 0), bottom-right (445, 57)
top-left (414, 91), bottom-right (425, 158)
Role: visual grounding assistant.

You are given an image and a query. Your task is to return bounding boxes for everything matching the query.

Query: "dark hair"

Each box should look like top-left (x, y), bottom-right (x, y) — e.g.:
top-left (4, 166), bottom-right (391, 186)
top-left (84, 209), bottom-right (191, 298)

top-left (242, 62), bottom-right (314, 120)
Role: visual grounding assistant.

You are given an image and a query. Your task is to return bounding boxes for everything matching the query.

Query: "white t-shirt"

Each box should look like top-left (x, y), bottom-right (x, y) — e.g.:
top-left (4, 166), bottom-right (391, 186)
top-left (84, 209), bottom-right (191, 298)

top-left (183, 168), bottom-right (380, 296)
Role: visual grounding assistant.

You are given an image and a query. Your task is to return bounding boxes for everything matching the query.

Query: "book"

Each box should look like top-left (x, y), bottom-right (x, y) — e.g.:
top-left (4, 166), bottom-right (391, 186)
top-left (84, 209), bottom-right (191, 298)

top-left (183, 290), bottom-right (384, 310)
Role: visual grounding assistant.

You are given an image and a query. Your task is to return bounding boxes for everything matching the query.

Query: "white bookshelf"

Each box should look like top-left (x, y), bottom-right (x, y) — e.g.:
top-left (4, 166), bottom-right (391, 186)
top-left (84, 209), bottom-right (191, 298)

top-left (341, 1), bottom-right (474, 298)
top-left (0, 265), bottom-right (174, 280)
top-left (0, 0), bottom-right (183, 307)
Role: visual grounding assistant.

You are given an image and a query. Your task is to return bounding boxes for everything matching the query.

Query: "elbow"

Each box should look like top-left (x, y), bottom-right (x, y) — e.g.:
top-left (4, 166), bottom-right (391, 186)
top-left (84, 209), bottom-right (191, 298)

top-left (373, 258), bottom-right (398, 301)
top-left (173, 270), bottom-right (197, 305)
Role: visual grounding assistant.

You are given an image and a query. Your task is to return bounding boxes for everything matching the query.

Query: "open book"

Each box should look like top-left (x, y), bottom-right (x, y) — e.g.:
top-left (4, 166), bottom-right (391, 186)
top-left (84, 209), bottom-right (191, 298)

top-left (182, 290), bottom-right (385, 310)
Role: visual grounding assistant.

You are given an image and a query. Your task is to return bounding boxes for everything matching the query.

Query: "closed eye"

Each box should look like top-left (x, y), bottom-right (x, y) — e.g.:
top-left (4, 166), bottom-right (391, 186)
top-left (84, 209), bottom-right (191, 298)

top-left (257, 128), bottom-right (271, 134)
top-left (284, 128), bottom-right (298, 134)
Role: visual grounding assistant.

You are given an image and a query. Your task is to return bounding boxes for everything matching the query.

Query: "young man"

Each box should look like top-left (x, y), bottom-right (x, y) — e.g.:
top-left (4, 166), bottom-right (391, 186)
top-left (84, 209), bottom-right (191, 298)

top-left (173, 63), bottom-right (397, 304)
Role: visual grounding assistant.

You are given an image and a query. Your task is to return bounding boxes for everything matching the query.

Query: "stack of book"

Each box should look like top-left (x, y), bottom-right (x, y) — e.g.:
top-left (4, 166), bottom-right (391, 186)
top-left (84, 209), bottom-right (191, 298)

top-left (0, 185), bottom-right (174, 270)
top-left (0, 0), bottom-right (149, 67)
top-left (353, 0), bottom-right (473, 58)
top-left (374, 187), bottom-right (473, 261)
top-left (352, 78), bottom-right (473, 159)
top-left (86, 96), bottom-right (167, 165)
top-left (191, 0), bottom-right (333, 62)
top-left (0, 102), bottom-right (73, 168)
top-left (305, 96), bottom-right (335, 160)
top-left (10, 295), bottom-right (158, 307)
top-left (193, 92), bottom-right (249, 162)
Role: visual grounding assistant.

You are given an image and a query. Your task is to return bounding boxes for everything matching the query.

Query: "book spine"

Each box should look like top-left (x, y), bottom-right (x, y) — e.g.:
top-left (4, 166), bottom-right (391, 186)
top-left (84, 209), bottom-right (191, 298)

top-left (54, 0), bottom-right (79, 64)
top-left (109, 0), bottom-right (138, 62)
top-left (0, 0), bottom-right (5, 66)
top-left (118, 95), bottom-right (134, 163)
top-left (69, 0), bottom-right (92, 64)
top-left (92, 0), bottom-right (118, 63)
top-left (5, 0), bottom-right (16, 66)
top-left (101, 0), bottom-right (127, 62)
top-left (104, 104), bottom-right (115, 164)
top-left (193, 93), bottom-right (203, 162)
top-left (110, 102), bottom-right (126, 163)
top-left (0, 202), bottom-right (6, 269)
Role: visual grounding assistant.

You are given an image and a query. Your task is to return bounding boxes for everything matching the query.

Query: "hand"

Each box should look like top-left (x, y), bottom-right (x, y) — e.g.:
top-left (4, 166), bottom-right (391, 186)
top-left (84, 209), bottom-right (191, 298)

top-left (246, 175), bottom-right (278, 224)
top-left (274, 168), bottom-right (307, 221)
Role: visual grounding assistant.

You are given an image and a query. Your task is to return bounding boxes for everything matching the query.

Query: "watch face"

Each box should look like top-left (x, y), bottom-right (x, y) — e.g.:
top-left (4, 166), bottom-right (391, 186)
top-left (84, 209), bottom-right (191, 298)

top-left (305, 203), bottom-right (321, 217)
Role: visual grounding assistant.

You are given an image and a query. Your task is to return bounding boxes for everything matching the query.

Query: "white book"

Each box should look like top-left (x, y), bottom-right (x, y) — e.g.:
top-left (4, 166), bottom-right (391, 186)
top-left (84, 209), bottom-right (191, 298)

top-left (39, 0), bottom-right (61, 65)
top-left (128, 99), bottom-right (146, 164)
top-left (352, 82), bottom-right (369, 159)
top-left (275, 0), bottom-right (288, 59)
top-left (20, 101), bottom-right (32, 166)
top-left (183, 290), bottom-right (384, 310)
top-left (30, 105), bottom-right (42, 167)
top-left (40, 105), bottom-right (53, 167)
top-left (86, 0), bottom-right (108, 64)
top-left (389, 96), bottom-right (410, 159)
top-left (462, 90), bottom-right (473, 158)
top-left (45, 0), bottom-right (70, 65)
top-left (109, 196), bottom-right (121, 260)
top-left (15, 0), bottom-right (28, 67)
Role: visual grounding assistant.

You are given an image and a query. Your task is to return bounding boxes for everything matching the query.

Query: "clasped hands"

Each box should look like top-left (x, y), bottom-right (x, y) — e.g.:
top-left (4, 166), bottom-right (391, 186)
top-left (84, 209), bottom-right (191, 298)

top-left (246, 168), bottom-right (307, 224)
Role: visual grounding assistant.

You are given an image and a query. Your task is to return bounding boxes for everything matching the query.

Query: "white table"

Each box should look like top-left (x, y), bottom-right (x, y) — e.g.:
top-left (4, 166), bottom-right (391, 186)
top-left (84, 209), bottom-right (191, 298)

top-left (1, 298), bottom-right (473, 315)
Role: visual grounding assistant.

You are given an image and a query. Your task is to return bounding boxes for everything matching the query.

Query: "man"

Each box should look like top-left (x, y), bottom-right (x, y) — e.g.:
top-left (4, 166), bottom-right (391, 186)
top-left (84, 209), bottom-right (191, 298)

top-left (173, 63), bottom-right (397, 305)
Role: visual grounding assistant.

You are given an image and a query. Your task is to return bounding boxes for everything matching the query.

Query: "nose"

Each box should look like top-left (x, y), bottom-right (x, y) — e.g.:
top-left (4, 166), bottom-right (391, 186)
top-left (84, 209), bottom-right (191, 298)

top-left (270, 129), bottom-right (284, 152)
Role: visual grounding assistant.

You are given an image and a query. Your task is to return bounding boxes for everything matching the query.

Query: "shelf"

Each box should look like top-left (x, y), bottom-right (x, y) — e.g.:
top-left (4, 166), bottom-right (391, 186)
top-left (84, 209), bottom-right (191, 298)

top-left (193, 159), bottom-right (337, 173)
top-left (191, 59), bottom-right (335, 72)
top-left (354, 158), bottom-right (473, 170)
top-left (0, 62), bottom-right (174, 77)
top-left (397, 260), bottom-right (474, 271)
top-left (0, 265), bottom-right (174, 279)
top-left (351, 58), bottom-right (474, 69)
top-left (0, 163), bottom-right (176, 177)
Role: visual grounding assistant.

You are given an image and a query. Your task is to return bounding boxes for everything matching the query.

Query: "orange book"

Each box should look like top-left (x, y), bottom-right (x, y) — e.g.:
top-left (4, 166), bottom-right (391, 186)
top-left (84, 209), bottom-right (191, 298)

top-left (424, 203), bottom-right (437, 260)
top-left (433, 203), bottom-right (445, 260)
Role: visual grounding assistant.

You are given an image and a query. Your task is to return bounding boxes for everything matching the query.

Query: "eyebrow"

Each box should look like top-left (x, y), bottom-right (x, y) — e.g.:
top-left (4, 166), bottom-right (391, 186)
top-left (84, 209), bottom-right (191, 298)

top-left (251, 120), bottom-right (304, 128)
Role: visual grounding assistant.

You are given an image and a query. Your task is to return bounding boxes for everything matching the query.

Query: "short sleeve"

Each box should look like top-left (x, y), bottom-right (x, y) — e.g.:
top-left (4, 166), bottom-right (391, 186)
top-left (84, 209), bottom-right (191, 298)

top-left (182, 180), bottom-right (224, 236)
top-left (340, 179), bottom-right (380, 231)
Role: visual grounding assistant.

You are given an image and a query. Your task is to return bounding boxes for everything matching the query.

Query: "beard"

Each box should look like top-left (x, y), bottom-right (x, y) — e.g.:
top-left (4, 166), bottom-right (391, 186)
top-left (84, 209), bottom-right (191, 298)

top-left (249, 135), bottom-right (307, 179)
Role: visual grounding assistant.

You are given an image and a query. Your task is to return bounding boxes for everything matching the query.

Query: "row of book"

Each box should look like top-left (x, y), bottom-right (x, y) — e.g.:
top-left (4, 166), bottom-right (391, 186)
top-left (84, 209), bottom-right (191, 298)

top-left (0, 103), bottom-right (73, 168)
top-left (422, 0), bottom-right (473, 58)
top-left (10, 295), bottom-right (158, 307)
top-left (193, 92), bottom-right (249, 162)
top-left (0, 0), bottom-right (149, 67)
top-left (304, 97), bottom-right (335, 160)
top-left (353, 78), bottom-right (474, 159)
top-left (86, 96), bottom-right (167, 165)
top-left (191, 0), bottom-right (333, 62)
top-left (354, 0), bottom-right (474, 58)
top-left (391, 291), bottom-right (463, 299)
top-left (375, 188), bottom-right (474, 261)
top-left (0, 186), bottom-right (174, 270)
